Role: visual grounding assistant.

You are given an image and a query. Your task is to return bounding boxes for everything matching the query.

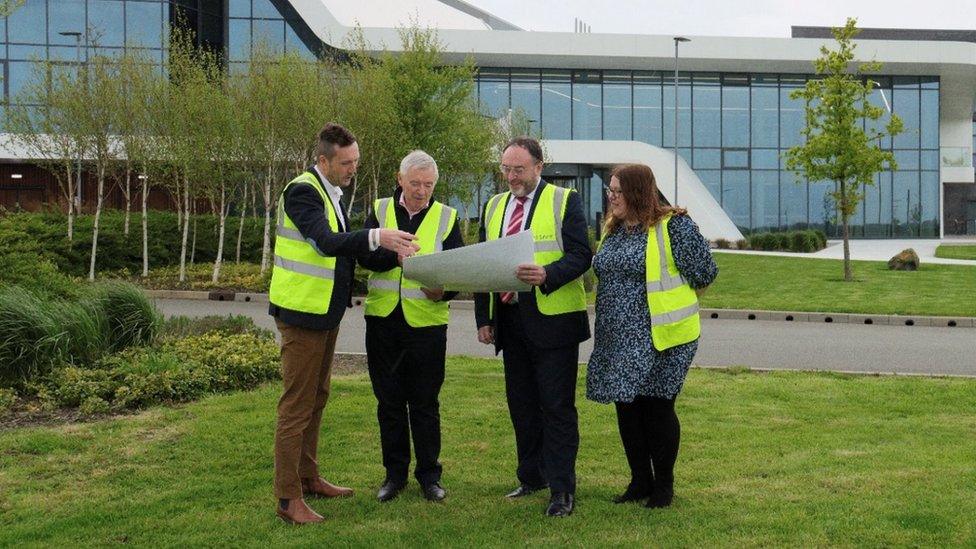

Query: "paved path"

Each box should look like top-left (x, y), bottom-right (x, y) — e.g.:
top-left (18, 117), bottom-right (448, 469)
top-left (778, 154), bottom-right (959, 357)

top-left (716, 238), bottom-right (976, 266)
top-left (155, 299), bottom-right (976, 377)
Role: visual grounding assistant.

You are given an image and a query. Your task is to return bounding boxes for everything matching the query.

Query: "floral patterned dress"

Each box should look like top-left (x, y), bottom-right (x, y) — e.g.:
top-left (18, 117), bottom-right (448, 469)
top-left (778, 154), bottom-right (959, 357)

top-left (586, 214), bottom-right (718, 404)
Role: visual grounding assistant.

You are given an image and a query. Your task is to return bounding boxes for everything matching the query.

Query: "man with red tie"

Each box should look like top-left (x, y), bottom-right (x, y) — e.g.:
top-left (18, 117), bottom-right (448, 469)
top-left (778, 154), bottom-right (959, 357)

top-left (475, 136), bottom-right (592, 517)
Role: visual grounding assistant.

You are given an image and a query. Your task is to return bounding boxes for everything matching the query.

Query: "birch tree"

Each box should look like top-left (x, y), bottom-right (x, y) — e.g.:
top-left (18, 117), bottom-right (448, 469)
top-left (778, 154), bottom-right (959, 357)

top-left (239, 47), bottom-right (330, 273)
top-left (4, 62), bottom-right (86, 240)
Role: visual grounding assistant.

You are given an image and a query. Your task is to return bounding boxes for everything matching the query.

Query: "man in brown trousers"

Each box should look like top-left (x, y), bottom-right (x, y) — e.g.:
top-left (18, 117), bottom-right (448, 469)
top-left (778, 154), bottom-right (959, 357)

top-left (267, 123), bottom-right (418, 524)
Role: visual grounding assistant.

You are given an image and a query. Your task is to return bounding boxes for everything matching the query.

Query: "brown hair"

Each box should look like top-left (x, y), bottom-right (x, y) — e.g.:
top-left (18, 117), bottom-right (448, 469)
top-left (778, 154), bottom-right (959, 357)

top-left (603, 164), bottom-right (685, 235)
top-left (502, 136), bottom-right (543, 163)
top-left (315, 123), bottom-right (357, 160)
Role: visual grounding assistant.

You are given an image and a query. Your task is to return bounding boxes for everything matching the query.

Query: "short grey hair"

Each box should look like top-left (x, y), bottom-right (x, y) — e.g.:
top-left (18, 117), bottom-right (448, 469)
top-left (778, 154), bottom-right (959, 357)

top-left (399, 150), bottom-right (439, 180)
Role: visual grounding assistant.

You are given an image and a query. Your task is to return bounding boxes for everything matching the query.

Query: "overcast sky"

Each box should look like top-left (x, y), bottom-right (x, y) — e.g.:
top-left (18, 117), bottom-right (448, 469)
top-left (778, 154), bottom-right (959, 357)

top-left (473, 0), bottom-right (976, 37)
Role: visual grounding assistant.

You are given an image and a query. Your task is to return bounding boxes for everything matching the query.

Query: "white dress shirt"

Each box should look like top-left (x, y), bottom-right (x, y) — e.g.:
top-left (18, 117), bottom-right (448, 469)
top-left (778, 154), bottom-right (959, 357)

top-left (314, 165), bottom-right (379, 250)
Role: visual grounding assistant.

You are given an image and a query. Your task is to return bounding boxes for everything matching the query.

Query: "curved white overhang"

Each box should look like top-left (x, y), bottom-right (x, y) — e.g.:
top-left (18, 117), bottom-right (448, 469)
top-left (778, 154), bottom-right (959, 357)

top-left (544, 139), bottom-right (745, 242)
top-left (289, 0), bottom-right (976, 78)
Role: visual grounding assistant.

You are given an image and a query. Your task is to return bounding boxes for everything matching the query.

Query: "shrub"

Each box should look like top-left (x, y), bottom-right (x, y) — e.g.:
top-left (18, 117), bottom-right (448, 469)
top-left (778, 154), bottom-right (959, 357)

top-left (0, 387), bottom-right (16, 416)
top-left (812, 230), bottom-right (828, 249)
top-left (34, 332), bottom-right (280, 413)
top-left (714, 238), bottom-right (731, 249)
top-left (0, 210), bottom-right (269, 277)
top-left (775, 233), bottom-right (792, 251)
top-left (128, 262), bottom-right (271, 292)
top-left (791, 231), bottom-right (816, 253)
top-left (0, 286), bottom-right (66, 385)
top-left (159, 314), bottom-right (274, 341)
top-left (747, 233), bottom-right (771, 251)
top-left (166, 333), bottom-right (280, 393)
top-left (735, 239), bottom-right (749, 250)
top-left (0, 282), bottom-right (159, 386)
top-left (92, 281), bottom-right (161, 351)
top-left (745, 230), bottom-right (827, 253)
top-left (0, 220), bottom-right (79, 299)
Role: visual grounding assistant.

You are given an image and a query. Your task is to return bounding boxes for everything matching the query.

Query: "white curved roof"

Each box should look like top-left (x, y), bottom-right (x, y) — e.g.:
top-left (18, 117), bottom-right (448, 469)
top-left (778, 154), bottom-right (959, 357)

top-left (318, 0), bottom-right (503, 31)
top-left (545, 140), bottom-right (745, 242)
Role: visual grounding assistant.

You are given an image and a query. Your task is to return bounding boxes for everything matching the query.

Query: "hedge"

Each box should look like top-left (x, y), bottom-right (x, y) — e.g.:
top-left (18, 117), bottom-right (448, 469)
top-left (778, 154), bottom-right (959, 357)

top-left (0, 210), bottom-right (270, 278)
top-left (746, 230), bottom-right (827, 253)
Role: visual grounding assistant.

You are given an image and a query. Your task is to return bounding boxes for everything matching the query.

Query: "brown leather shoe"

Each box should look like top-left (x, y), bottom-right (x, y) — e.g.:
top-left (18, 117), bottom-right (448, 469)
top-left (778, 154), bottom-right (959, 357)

top-left (302, 476), bottom-right (354, 498)
top-left (276, 498), bottom-right (324, 525)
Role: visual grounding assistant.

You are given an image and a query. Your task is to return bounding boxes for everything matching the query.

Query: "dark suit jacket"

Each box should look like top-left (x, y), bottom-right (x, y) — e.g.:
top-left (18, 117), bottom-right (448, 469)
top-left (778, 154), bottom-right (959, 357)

top-left (268, 167), bottom-right (371, 331)
top-left (474, 181), bottom-right (592, 353)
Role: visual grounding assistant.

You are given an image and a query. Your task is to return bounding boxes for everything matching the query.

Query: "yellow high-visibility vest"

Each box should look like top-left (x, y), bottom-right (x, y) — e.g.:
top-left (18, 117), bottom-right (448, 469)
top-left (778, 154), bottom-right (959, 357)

top-left (643, 214), bottom-right (700, 350)
top-left (268, 171), bottom-right (339, 315)
top-left (484, 184), bottom-right (586, 320)
top-left (365, 197), bottom-right (457, 327)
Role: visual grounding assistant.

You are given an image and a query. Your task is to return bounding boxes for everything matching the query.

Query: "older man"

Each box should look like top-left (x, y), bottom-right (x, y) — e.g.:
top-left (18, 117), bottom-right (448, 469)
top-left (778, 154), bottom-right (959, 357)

top-left (359, 150), bottom-right (464, 503)
top-left (268, 124), bottom-right (418, 524)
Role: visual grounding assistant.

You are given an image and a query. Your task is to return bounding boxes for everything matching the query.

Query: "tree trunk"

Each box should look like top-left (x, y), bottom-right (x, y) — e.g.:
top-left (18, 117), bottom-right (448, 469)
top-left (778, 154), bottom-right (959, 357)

top-left (141, 175), bottom-right (149, 277)
top-left (212, 183), bottom-right (226, 284)
top-left (65, 164), bottom-right (75, 241)
top-left (175, 175), bottom-right (183, 231)
top-left (260, 166), bottom-right (273, 273)
top-left (123, 169), bottom-right (132, 236)
top-left (236, 182), bottom-right (247, 264)
top-left (88, 163), bottom-right (107, 282)
top-left (190, 199), bottom-right (198, 267)
top-left (460, 203), bottom-right (471, 244)
top-left (840, 179), bottom-right (853, 282)
top-left (179, 176), bottom-right (190, 283)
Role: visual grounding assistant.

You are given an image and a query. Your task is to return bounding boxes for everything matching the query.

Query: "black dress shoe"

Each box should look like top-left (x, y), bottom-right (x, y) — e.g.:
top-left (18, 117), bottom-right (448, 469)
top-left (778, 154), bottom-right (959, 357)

top-left (377, 479), bottom-right (406, 502)
top-left (545, 492), bottom-right (574, 517)
top-left (612, 482), bottom-right (652, 504)
top-left (505, 483), bottom-right (548, 498)
top-left (421, 482), bottom-right (446, 502)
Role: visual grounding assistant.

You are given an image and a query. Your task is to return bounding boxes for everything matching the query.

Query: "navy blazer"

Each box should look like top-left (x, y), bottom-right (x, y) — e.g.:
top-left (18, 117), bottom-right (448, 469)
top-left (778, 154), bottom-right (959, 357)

top-left (474, 181), bottom-right (592, 353)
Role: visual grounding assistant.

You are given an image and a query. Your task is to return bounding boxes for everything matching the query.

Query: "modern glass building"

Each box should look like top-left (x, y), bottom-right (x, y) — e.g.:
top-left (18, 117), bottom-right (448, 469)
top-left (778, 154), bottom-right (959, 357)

top-left (2, 0), bottom-right (974, 239)
top-left (475, 69), bottom-right (941, 237)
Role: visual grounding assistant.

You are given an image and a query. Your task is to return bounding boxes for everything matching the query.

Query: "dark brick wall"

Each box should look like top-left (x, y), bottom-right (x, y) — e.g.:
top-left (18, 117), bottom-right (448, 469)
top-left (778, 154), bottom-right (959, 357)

top-left (0, 162), bottom-right (178, 213)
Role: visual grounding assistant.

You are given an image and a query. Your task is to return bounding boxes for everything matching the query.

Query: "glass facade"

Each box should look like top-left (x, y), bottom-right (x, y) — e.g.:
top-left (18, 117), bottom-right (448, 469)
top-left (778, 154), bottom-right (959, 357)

top-left (0, 3), bottom-right (946, 237)
top-left (2, 0), bottom-right (222, 111)
top-left (1, 0), bottom-right (319, 104)
top-left (226, 0), bottom-right (319, 73)
top-left (476, 69), bottom-right (941, 237)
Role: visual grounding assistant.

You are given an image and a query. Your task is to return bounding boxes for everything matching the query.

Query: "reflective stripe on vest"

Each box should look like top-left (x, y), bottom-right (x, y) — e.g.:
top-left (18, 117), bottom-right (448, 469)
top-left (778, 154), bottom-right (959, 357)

top-left (364, 197), bottom-right (456, 327)
top-left (484, 183), bottom-right (586, 320)
top-left (645, 214), bottom-right (700, 351)
top-left (268, 171), bottom-right (339, 315)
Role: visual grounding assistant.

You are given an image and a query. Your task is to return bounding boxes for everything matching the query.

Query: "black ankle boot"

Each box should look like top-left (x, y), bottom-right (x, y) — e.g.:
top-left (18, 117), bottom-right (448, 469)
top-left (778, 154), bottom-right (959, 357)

top-left (613, 479), bottom-right (652, 504)
top-left (644, 479), bottom-right (673, 508)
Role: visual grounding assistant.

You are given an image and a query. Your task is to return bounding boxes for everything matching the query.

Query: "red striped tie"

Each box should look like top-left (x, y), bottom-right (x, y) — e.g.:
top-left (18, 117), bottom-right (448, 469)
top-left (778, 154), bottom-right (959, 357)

top-left (500, 196), bottom-right (527, 304)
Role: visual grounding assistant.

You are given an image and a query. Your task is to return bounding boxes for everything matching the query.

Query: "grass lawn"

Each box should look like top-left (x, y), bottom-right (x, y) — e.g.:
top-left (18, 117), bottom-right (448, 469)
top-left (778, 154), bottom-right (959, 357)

top-left (2, 358), bottom-right (975, 546)
top-left (702, 253), bottom-right (976, 317)
top-left (935, 244), bottom-right (976, 261)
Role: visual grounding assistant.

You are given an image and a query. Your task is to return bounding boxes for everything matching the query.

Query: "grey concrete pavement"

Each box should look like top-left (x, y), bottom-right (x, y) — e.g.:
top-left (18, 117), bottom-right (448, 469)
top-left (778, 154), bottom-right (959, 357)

top-left (155, 298), bottom-right (976, 377)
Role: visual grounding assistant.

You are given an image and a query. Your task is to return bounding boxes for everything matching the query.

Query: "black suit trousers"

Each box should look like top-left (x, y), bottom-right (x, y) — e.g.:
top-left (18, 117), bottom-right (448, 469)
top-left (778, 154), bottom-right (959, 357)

top-left (497, 302), bottom-right (580, 494)
top-left (365, 310), bottom-right (447, 485)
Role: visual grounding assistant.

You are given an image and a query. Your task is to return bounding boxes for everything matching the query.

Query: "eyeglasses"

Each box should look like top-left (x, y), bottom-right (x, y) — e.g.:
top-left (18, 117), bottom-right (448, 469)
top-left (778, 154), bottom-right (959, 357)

top-left (499, 164), bottom-right (530, 176)
top-left (605, 186), bottom-right (623, 198)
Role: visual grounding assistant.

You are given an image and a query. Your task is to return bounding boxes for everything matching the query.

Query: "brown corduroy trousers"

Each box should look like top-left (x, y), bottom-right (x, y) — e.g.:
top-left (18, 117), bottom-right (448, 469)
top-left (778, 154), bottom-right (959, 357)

top-left (273, 319), bottom-right (340, 500)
